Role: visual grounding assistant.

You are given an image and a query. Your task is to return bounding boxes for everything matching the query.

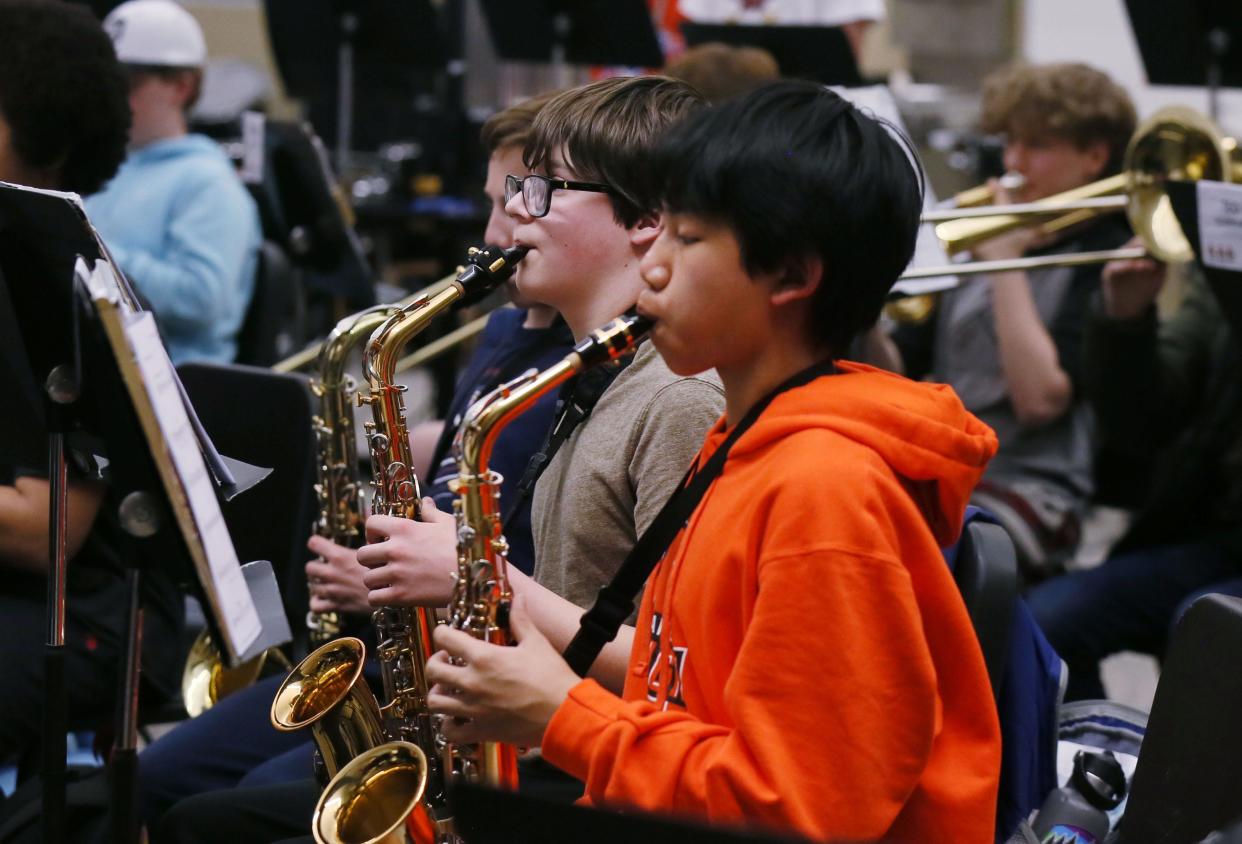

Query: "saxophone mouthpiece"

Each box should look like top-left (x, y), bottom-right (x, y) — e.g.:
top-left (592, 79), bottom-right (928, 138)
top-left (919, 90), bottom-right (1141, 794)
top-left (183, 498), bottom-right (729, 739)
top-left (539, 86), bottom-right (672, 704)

top-left (455, 244), bottom-right (530, 306)
top-left (501, 244), bottom-right (530, 264)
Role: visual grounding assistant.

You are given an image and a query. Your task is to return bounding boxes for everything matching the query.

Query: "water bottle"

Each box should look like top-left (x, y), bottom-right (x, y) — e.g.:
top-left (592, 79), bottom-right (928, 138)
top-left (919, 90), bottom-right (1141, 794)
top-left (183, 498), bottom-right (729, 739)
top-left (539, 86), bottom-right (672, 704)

top-left (1031, 749), bottom-right (1127, 844)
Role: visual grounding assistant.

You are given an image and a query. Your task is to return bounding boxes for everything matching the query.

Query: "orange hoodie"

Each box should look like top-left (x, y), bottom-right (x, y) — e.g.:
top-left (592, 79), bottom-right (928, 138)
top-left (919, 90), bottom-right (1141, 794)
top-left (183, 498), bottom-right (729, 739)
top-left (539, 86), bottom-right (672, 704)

top-left (541, 361), bottom-right (1002, 842)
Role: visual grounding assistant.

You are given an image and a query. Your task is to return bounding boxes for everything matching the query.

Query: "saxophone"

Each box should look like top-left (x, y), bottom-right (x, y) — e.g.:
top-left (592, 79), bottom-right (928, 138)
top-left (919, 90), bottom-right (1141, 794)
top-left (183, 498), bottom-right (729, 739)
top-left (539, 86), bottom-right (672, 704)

top-left (271, 245), bottom-right (527, 797)
top-left (309, 311), bottom-right (653, 843)
top-left (445, 309), bottom-right (653, 786)
top-left (293, 245), bottom-right (527, 844)
top-left (307, 304), bottom-right (403, 645)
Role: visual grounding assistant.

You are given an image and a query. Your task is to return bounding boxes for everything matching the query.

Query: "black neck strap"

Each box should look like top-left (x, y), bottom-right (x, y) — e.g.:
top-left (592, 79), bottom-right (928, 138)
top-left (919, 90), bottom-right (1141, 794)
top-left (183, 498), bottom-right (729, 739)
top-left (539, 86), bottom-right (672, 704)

top-left (502, 354), bottom-right (634, 531)
top-left (561, 358), bottom-right (837, 677)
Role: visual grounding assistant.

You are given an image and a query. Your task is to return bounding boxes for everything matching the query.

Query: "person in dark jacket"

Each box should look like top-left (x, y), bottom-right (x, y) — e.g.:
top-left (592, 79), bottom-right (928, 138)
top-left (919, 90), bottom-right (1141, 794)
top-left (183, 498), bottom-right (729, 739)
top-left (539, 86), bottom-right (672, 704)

top-left (1029, 251), bottom-right (1242, 701)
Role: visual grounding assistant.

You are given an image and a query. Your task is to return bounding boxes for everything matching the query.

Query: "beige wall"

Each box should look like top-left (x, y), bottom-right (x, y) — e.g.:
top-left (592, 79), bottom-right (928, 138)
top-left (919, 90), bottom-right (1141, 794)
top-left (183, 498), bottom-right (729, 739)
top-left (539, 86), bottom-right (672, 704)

top-left (183, 2), bottom-right (299, 118)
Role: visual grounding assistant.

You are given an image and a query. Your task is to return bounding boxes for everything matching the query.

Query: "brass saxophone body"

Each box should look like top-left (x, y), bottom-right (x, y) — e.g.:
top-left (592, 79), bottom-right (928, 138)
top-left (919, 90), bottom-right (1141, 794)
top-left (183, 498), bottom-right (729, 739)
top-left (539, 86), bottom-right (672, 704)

top-left (308, 304), bottom-right (403, 645)
top-left (444, 309), bottom-right (655, 789)
top-left (272, 246), bottom-right (525, 801)
top-left (303, 245), bottom-right (527, 844)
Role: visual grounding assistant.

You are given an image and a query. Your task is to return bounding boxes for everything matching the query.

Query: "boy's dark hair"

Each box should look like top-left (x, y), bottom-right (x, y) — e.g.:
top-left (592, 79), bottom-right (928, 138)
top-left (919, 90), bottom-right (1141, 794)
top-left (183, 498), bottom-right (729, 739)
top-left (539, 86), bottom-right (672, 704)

top-left (525, 76), bottom-right (704, 228)
top-left (981, 63), bottom-right (1136, 175)
top-left (0, 0), bottom-right (130, 195)
top-left (479, 89), bottom-right (563, 156)
top-left (653, 80), bottom-right (924, 357)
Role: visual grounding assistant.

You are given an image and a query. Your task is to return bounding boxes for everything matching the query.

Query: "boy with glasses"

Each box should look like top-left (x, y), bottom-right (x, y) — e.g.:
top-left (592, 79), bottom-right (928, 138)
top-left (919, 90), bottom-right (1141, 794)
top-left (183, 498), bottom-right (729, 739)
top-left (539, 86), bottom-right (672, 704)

top-left (153, 75), bottom-right (723, 843)
top-left (425, 81), bottom-right (1002, 842)
top-left (352, 75), bottom-right (722, 679)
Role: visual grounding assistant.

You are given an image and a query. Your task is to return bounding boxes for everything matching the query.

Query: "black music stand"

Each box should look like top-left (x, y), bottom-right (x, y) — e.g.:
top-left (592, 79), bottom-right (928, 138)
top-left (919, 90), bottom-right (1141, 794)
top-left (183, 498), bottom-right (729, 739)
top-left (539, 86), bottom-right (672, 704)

top-left (681, 22), bottom-right (861, 86)
top-left (0, 183), bottom-right (290, 844)
top-left (451, 782), bottom-right (807, 844)
top-left (478, 0), bottom-right (664, 68)
top-left (1116, 595), bottom-right (1242, 842)
top-left (1124, 0), bottom-right (1242, 119)
top-left (261, 0), bottom-right (445, 164)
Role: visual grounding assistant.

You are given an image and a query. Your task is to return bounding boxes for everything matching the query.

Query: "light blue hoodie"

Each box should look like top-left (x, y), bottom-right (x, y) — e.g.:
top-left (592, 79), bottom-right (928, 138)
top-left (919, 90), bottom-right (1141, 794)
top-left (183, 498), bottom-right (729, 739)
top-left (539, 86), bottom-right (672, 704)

top-left (86, 134), bottom-right (261, 364)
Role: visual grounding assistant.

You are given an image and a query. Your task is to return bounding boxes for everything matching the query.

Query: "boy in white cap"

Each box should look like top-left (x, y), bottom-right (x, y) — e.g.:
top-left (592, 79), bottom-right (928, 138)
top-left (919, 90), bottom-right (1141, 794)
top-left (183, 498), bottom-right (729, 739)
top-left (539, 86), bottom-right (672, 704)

top-left (86, 0), bottom-right (261, 364)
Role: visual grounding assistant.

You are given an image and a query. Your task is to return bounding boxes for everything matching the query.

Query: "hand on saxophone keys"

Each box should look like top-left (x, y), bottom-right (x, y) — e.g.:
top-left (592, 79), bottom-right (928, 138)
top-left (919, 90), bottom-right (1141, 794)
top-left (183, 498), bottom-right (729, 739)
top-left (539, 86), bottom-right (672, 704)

top-left (425, 595), bottom-right (579, 748)
top-left (305, 535), bottom-right (373, 615)
top-left (355, 497), bottom-right (459, 608)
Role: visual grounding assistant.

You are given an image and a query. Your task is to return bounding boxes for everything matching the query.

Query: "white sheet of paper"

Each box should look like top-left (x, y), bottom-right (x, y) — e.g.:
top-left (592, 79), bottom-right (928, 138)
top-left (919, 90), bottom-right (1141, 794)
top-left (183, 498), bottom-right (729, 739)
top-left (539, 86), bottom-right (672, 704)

top-left (123, 312), bottom-right (261, 655)
top-left (1198, 180), bottom-right (1242, 272)
top-left (830, 85), bottom-right (959, 297)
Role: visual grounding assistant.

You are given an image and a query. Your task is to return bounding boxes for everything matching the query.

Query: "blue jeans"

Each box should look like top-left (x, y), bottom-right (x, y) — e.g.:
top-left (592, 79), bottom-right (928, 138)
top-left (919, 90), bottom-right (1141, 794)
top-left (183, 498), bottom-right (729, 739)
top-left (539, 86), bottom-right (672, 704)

top-left (1028, 542), bottom-right (1242, 700)
top-left (139, 673), bottom-right (314, 828)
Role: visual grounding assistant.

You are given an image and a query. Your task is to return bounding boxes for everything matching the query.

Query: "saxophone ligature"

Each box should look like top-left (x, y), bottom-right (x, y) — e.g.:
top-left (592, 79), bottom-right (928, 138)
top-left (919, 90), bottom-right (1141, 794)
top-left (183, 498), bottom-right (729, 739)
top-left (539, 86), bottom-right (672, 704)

top-left (271, 245), bottom-right (526, 793)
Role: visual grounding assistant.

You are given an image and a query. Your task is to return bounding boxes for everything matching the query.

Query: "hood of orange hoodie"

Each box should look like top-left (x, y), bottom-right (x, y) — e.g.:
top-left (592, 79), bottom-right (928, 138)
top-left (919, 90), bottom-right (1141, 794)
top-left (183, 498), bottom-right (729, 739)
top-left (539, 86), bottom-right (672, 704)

top-left (719, 360), bottom-right (998, 547)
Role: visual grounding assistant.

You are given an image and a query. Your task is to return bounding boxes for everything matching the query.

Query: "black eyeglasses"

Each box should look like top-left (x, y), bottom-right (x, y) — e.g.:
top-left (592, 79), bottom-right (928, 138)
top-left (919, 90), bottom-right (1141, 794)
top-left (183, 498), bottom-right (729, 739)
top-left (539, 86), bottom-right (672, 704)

top-left (504, 174), bottom-right (614, 218)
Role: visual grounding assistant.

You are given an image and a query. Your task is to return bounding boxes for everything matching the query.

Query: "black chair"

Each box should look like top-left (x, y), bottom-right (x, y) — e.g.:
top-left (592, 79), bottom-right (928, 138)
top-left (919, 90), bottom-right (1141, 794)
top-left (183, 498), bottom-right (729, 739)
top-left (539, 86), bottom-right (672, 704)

top-left (235, 240), bottom-right (306, 367)
top-left (176, 362), bottom-right (318, 655)
top-left (953, 519), bottom-right (1020, 702)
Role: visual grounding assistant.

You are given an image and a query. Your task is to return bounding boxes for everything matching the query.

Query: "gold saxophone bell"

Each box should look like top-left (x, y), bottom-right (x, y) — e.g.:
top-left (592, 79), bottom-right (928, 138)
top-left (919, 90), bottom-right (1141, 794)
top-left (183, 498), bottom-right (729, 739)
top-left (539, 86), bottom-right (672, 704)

top-left (180, 630), bottom-right (291, 718)
top-left (271, 637), bottom-right (388, 780)
top-left (313, 742), bottom-right (437, 844)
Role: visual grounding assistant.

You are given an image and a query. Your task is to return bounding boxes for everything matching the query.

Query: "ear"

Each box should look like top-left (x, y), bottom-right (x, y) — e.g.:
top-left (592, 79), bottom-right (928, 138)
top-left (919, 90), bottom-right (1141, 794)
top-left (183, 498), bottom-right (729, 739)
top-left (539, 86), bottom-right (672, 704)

top-left (628, 211), bottom-right (662, 252)
top-left (1082, 140), bottom-right (1111, 181)
top-left (769, 255), bottom-right (822, 307)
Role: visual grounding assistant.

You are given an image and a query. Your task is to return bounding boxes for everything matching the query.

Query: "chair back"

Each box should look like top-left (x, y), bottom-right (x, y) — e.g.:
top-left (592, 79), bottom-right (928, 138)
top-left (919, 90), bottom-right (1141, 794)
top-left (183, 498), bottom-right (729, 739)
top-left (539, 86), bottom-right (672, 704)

top-left (236, 240), bottom-right (306, 367)
top-left (176, 362), bottom-right (317, 653)
top-left (953, 518), bottom-right (1020, 698)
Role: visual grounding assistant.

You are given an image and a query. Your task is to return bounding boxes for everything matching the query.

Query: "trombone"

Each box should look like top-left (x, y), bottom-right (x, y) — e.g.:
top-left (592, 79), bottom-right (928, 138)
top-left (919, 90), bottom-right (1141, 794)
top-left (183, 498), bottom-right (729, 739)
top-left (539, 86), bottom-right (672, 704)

top-left (900, 106), bottom-right (1240, 283)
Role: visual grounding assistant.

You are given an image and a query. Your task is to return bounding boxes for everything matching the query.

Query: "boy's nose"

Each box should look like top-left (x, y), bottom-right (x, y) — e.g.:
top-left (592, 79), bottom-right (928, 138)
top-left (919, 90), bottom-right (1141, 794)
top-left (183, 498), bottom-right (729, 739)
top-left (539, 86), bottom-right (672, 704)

top-left (505, 190), bottom-right (532, 221)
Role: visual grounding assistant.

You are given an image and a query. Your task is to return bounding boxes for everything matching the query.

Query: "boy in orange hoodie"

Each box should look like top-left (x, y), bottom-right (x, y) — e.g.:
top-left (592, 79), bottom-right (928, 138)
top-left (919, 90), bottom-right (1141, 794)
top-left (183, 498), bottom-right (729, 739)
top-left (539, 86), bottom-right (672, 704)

top-left (425, 80), bottom-right (1002, 842)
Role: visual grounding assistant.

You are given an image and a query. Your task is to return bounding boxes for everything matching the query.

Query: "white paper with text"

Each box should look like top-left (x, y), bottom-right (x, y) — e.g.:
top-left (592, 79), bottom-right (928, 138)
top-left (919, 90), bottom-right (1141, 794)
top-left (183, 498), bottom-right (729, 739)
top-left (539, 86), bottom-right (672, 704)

top-left (123, 312), bottom-right (260, 654)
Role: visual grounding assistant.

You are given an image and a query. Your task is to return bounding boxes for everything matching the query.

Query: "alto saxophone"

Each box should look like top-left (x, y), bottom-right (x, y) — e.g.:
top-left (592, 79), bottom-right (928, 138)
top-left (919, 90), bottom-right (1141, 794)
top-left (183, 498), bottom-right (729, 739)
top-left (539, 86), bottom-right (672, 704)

top-left (297, 245), bottom-right (527, 844)
top-left (307, 304), bottom-right (403, 645)
top-left (307, 311), bottom-right (653, 844)
top-left (271, 245), bottom-right (527, 797)
top-left (445, 309), bottom-right (654, 786)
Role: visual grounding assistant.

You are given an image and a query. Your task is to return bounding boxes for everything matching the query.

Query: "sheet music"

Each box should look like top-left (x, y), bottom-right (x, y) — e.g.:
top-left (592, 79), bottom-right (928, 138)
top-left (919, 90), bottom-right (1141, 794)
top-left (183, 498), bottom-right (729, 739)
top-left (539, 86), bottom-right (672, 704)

top-left (1198, 181), bottom-right (1242, 272)
top-left (123, 310), bottom-right (261, 653)
top-left (830, 85), bottom-right (959, 297)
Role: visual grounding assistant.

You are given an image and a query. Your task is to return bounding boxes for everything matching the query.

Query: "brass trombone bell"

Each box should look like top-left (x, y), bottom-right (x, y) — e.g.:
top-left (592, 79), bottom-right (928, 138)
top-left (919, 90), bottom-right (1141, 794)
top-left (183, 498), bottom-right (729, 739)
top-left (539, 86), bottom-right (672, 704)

top-left (903, 106), bottom-right (1239, 282)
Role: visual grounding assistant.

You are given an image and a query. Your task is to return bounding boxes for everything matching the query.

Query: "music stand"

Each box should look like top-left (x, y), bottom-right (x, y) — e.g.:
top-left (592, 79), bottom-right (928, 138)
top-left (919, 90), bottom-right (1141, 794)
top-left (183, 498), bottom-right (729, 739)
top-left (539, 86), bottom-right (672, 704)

top-left (681, 22), bottom-right (861, 87)
top-left (451, 781), bottom-right (807, 844)
top-left (261, 0), bottom-right (445, 168)
top-left (478, 0), bottom-right (664, 69)
top-left (0, 183), bottom-right (290, 844)
top-left (1124, 0), bottom-right (1242, 119)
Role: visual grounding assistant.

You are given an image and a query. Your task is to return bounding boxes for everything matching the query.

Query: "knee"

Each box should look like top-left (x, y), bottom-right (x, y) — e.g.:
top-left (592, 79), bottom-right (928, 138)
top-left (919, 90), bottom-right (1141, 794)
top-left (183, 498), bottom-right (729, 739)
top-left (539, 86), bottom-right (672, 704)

top-left (1027, 574), bottom-right (1095, 646)
top-left (153, 791), bottom-right (220, 844)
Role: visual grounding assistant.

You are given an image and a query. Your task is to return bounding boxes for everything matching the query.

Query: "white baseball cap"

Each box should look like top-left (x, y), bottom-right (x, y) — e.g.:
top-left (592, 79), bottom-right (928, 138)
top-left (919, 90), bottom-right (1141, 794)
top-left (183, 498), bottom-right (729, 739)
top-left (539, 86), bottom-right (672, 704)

top-left (103, 0), bottom-right (207, 68)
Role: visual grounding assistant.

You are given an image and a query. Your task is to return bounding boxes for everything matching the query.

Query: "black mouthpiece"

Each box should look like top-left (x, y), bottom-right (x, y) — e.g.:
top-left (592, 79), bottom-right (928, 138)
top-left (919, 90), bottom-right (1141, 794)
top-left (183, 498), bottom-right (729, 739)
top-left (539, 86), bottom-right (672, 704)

top-left (456, 243), bottom-right (530, 306)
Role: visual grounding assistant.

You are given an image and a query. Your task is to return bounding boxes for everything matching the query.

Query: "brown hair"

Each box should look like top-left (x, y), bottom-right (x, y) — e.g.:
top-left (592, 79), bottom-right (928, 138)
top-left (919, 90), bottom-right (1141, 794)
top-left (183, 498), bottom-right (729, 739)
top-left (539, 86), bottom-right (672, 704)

top-left (980, 62), bottom-right (1137, 174)
top-left (525, 75), bottom-right (704, 227)
top-left (663, 42), bottom-right (780, 104)
top-left (479, 89), bottom-right (563, 155)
